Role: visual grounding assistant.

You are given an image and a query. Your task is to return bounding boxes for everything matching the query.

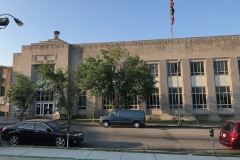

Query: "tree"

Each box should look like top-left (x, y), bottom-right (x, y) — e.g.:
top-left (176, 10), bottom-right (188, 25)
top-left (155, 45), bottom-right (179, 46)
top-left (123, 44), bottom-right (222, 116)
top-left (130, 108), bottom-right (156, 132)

top-left (77, 47), bottom-right (157, 109)
top-left (37, 63), bottom-right (80, 124)
top-left (7, 74), bottom-right (38, 122)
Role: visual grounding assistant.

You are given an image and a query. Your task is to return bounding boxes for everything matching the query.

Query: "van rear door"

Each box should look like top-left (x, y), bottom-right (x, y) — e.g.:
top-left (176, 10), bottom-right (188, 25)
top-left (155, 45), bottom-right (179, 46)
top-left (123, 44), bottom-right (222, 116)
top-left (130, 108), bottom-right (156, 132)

top-left (219, 122), bottom-right (235, 147)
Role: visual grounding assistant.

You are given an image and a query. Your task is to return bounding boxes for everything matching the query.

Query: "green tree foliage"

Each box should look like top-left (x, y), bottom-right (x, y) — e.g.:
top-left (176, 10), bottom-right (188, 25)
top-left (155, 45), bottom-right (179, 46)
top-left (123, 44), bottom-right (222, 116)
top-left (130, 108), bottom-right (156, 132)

top-left (7, 74), bottom-right (38, 122)
top-left (77, 47), bottom-right (157, 109)
top-left (37, 63), bottom-right (80, 124)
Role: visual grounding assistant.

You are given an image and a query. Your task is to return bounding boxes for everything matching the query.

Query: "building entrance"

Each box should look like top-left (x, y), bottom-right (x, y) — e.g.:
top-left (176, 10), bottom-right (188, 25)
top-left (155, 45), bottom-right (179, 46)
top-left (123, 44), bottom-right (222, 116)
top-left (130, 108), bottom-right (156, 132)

top-left (36, 103), bottom-right (53, 116)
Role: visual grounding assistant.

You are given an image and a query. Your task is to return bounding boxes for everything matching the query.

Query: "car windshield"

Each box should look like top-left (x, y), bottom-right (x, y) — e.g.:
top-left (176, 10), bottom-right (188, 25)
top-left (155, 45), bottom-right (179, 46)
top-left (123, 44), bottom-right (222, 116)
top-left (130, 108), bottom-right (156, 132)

top-left (46, 121), bottom-right (65, 130)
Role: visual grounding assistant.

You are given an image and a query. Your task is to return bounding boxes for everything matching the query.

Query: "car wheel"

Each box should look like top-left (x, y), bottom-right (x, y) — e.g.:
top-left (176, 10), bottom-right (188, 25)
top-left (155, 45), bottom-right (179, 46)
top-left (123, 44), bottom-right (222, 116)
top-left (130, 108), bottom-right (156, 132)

top-left (133, 122), bottom-right (140, 128)
top-left (9, 135), bottom-right (19, 145)
top-left (103, 121), bottom-right (110, 128)
top-left (55, 137), bottom-right (66, 147)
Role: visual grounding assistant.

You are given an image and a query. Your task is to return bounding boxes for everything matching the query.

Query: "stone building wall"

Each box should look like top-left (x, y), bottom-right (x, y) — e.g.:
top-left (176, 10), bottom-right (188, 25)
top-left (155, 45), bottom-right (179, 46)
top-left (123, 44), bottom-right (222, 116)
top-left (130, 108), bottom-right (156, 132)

top-left (0, 66), bottom-right (12, 116)
top-left (12, 33), bottom-right (240, 121)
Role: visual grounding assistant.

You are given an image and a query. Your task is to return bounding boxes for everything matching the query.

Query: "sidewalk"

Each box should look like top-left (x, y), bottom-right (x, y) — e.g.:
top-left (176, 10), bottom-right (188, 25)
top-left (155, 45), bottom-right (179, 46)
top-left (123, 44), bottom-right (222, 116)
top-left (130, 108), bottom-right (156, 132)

top-left (0, 146), bottom-right (239, 160)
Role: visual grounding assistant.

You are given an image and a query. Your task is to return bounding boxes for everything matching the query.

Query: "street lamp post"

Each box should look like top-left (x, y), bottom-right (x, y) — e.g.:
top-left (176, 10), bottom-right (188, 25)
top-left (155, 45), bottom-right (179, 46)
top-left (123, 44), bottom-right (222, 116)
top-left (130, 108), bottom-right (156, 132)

top-left (0, 14), bottom-right (24, 29)
top-left (177, 59), bottom-right (182, 126)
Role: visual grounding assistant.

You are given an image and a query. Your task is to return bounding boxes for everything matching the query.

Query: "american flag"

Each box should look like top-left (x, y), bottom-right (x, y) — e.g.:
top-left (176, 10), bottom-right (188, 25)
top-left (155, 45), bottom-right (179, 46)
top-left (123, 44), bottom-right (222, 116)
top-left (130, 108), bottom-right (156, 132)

top-left (170, 0), bottom-right (175, 25)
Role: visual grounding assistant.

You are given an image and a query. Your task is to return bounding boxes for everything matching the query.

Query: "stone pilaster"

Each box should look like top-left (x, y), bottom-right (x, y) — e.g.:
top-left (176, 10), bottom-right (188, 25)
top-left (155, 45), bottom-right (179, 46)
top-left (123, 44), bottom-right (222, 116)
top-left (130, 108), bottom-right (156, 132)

top-left (159, 60), bottom-right (169, 115)
top-left (182, 59), bottom-right (193, 118)
top-left (205, 58), bottom-right (219, 120)
top-left (229, 57), bottom-right (240, 118)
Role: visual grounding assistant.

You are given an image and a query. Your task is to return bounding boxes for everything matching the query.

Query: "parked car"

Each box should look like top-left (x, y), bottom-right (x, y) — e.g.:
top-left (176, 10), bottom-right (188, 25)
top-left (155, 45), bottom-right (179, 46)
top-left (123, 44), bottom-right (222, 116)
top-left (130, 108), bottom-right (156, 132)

top-left (219, 120), bottom-right (240, 149)
top-left (100, 110), bottom-right (146, 128)
top-left (1, 119), bottom-right (84, 147)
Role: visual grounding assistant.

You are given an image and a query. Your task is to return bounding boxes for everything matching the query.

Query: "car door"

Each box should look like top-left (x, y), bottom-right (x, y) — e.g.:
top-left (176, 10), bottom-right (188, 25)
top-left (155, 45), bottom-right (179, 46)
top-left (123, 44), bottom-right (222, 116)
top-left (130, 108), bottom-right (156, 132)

top-left (110, 110), bottom-right (119, 125)
top-left (17, 122), bottom-right (35, 143)
top-left (33, 122), bottom-right (55, 144)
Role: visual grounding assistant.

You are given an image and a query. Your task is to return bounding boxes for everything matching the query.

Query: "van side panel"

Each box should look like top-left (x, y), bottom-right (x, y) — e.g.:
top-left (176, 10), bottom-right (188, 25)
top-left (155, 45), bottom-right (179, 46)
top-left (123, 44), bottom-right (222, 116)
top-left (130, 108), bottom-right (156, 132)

top-left (117, 110), bottom-right (145, 126)
top-left (100, 110), bottom-right (146, 127)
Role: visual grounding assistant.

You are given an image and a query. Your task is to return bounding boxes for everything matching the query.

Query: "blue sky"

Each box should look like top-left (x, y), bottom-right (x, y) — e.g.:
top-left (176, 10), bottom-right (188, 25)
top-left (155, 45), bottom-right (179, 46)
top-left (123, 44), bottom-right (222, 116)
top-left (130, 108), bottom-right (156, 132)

top-left (0, 0), bottom-right (239, 66)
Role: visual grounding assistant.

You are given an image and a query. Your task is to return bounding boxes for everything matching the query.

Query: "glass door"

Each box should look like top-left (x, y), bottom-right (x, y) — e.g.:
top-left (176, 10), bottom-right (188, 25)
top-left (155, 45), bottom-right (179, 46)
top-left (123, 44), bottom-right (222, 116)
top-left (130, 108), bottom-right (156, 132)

top-left (36, 103), bottom-right (53, 116)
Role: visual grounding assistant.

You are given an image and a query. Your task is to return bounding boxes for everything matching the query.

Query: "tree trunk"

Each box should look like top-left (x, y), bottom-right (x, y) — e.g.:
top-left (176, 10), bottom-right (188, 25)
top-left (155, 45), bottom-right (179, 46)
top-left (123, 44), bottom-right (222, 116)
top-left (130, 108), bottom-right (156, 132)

top-left (20, 107), bottom-right (28, 122)
top-left (67, 113), bottom-right (71, 124)
top-left (20, 112), bottom-right (24, 122)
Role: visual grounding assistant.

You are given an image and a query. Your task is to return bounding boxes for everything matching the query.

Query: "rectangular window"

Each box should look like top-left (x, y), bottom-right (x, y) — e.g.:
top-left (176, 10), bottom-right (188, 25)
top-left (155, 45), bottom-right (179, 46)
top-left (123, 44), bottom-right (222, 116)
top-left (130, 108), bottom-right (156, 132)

top-left (36, 90), bottom-right (53, 102)
top-left (192, 87), bottom-right (206, 109)
top-left (190, 61), bottom-right (204, 76)
top-left (214, 60), bottom-right (228, 75)
top-left (167, 62), bottom-right (181, 76)
top-left (146, 63), bottom-right (158, 77)
top-left (169, 87), bottom-right (183, 109)
top-left (129, 96), bottom-right (138, 109)
top-left (238, 60), bottom-right (240, 74)
top-left (79, 91), bottom-right (86, 109)
top-left (216, 86), bottom-right (231, 108)
top-left (103, 97), bottom-right (113, 109)
top-left (0, 87), bottom-right (5, 96)
top-left (147, 88), bottom-right (160, 109)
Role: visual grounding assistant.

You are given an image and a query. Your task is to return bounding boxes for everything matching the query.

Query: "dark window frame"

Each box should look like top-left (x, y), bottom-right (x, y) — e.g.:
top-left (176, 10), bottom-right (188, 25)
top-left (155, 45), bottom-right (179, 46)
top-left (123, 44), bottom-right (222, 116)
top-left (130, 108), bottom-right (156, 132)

top-left (190, 61), bottom-right (204, 76)
top-left (192, 87), bottom-right (207, 109)
top-left (169, 87), bottom-right (183, 109)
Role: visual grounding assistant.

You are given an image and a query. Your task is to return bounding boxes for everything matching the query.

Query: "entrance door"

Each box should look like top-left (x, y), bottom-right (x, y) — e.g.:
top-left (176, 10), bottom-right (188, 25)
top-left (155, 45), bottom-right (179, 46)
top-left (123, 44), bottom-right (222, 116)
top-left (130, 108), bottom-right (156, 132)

top-left (36, 103), bottom-right (53, 116)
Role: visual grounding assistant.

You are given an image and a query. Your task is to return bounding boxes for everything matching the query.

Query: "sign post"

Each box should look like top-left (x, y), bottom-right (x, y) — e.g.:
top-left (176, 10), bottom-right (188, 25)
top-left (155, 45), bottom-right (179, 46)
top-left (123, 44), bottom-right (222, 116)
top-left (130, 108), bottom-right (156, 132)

top-left (209, 128), bottom-right (215, 156)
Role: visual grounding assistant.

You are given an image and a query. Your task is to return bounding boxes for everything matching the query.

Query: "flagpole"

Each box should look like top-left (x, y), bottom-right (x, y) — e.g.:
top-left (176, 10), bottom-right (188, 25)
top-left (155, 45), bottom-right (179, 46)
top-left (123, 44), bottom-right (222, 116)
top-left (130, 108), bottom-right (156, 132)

top-left (170, 0), bottom-right (174, 39)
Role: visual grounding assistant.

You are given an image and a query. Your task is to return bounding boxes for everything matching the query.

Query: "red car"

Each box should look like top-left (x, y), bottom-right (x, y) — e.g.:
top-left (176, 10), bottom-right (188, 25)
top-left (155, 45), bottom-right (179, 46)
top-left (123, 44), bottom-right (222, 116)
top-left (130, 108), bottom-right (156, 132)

top-left (219, 120), bottom-right (240, 149)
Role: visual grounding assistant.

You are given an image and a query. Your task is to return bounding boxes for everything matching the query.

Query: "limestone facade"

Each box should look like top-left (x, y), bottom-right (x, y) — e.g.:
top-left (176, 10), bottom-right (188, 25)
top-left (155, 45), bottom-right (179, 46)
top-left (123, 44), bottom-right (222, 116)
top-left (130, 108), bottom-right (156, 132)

top-left (12, 32), bottom-right (240, 121)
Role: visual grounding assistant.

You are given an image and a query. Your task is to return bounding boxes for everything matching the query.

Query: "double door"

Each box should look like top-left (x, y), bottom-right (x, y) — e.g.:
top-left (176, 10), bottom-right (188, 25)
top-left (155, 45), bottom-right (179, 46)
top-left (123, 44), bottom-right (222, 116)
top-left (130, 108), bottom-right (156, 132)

top-left (36, 103), bottom-right (53, 116)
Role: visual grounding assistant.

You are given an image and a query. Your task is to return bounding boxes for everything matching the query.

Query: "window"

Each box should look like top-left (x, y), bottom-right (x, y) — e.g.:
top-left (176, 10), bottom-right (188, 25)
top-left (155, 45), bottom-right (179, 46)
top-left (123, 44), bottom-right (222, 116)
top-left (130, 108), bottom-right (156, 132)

top-left (111, 110), bottom-right (117, 116)
top-left (169, 87), bottom-right (183, 109)
top-left (129, 97), bottom-right (138, 109)
top-left (190, 61), bottom-right (204, 75)
top-left (79, 91), bottom-right (86, 109)
top-left (0, 87), bottom-right (5, 96)
top-left (216, 86), bottom-right (231, 108)
top-left (214, 60), bottom-right (228, 75)
top-left (46, 121), bottom-right (65, 130)
top-left (18, 122), bottom-right (34, 129)
top-left (146, 63), bottom-right (158, 77)
top-left (167, 62), bottom-right (181, 76)
top-left (238, 60), bottom-right (240, 74)
top-left (223, 122), bottom-right (235, 132)
top-left (35, 122), bottom-right (49, 131)
top-left (103, 97), bottom-right (138, 109)
top-left (36, 90), bottom-right (53, 102)
top-left (147, 88), bottom-right (160, 109)
top-left (103, 97), bottom-right (113, 109)
top-left (192, 87), bottom-right (206, 108)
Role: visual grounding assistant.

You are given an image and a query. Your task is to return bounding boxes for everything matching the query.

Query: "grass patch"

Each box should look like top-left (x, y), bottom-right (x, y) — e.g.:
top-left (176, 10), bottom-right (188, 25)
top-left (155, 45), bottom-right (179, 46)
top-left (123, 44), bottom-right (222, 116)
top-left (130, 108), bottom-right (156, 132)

top-left (146, 120), bottom-right (225, 126)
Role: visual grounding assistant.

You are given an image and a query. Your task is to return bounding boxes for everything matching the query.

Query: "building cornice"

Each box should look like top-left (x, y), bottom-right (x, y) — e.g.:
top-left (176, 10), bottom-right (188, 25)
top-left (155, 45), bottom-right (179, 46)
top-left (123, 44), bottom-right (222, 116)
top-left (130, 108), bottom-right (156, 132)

top-left (72, 35), bottom-right (240, 48)
top-left (22, 38), bottom-right (69, 51)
